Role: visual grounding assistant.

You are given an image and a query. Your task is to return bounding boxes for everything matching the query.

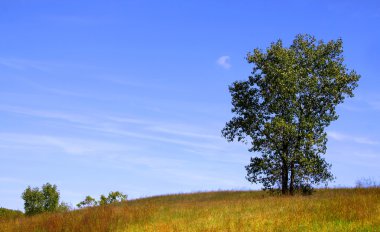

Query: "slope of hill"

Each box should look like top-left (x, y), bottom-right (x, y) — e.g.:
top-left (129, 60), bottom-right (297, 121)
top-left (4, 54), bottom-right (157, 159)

top-left (0, 208), bottom-right (23, 221)
top-left (1, 188), bottom-right (379, 232)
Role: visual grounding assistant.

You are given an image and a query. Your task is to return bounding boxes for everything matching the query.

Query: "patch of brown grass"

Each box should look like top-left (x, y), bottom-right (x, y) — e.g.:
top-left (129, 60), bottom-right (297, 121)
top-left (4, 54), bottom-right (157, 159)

top-left (1, 188), bottom-right (379, 232)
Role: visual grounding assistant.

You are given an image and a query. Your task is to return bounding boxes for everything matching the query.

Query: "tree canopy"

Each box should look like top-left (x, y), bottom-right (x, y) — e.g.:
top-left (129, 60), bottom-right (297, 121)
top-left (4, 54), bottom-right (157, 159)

top-left (22, 183), bottom-right (60, 215)
top-left (222, 34), bottom-right (360, 194)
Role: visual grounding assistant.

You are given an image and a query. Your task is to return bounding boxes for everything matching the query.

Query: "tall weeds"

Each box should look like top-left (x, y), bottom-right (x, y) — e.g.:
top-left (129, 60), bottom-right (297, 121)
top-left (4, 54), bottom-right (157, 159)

top-left (1, 188), bottom-right (379, 232)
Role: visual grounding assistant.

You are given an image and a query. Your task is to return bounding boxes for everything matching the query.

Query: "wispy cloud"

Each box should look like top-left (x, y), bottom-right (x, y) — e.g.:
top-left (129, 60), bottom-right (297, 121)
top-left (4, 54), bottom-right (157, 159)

top-left (0, 133), bottom-right (133, 156)
top-left (0, 58), bottom-right (51, 71)
top-left (148, 126), bottom-right (220, 140)
top-left (0, 105), bottom-right (92, 125)
top-left (0, 105), bottom-right (226, 154)
top-left (45, 14), bottom-right (111, 26)
top-left (107, 116), bottom-right (149, 125)
top-left (328, 131), bottom-right (379, 145)
top-left (161, 168), bottom-right (242, 188)
top-left (0, 177), bottom-right (25, 184)
top-left (48, 15), bottom-right (96, 25)
top-left (216, 56), bottom-right (231, 69)
top-left (327, 1), bottom-right (380, 19)
top-left (108, 116), bottom-right (221, 140)
top-left (0, 57), bottom-right (97, 73)
top-left (78, 125), bottom-right (223, 151)
top-left (367, 99), bottom-right (380, 111)
top-left (0, 133), bottom-right (190, 170)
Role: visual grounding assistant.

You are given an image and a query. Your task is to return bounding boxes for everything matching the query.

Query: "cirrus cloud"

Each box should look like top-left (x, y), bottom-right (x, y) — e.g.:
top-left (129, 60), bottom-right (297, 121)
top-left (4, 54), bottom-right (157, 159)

top-left (216, 55), bottom-right (231, 69)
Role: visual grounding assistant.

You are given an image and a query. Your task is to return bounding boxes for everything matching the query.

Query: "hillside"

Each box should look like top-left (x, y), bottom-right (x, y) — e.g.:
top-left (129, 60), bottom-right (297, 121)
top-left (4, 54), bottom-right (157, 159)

top-left (1, 188), bottom-right (379, 232)
top-left (0, 208), bottom-right (23, 221)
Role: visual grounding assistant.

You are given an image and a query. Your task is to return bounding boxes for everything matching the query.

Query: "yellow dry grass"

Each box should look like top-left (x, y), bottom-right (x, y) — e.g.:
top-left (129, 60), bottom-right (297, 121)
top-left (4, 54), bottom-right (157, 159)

top-left (1, 188), bottom-right (379, 232)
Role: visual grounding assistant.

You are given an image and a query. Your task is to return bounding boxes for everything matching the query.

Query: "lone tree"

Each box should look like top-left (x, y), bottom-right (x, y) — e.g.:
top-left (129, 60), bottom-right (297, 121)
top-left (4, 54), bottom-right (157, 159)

top-left (222, 34), bottom-right (360, 195)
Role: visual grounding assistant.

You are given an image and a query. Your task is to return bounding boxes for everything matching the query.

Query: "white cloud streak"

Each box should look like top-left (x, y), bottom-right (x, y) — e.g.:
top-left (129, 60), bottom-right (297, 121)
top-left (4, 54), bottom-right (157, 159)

top-left (0, 177), bottom-right (25, 184)
top-left (0, 133), bottom-right (189, 170)
top-left (0, 133), bottom-right (132, 156)
top-left (147, 125), bottom-right (220, 140)
top-left (216, 56), bottom-right (231, 69)
top-left (328, 131), bottom-right (379, 145)
top-left (0, 105), bottom-right (227, 154)
top-left (0, 105), bottom-right (92, 124)
top-left (0, 58), bottom-right (51, 71)
top-left (77, 125), bottom-right (223, 151)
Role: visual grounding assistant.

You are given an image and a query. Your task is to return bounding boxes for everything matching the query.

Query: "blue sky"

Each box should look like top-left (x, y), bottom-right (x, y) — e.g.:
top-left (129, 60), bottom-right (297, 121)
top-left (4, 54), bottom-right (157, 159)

top-left (1, 0), bottom-right (380, 210)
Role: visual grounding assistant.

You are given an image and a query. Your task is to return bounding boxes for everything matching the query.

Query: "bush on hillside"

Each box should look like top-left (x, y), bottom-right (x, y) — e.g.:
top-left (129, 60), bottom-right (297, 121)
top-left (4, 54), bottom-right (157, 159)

top-left (76, 196), bottom-right (97, 208)
top-left (77, 191), bottom-right (127, 208)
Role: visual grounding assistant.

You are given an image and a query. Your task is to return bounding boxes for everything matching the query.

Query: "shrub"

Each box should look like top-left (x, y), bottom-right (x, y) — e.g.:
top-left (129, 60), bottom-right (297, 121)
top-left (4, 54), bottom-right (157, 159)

top-left (99, 191), bottom-right (127, 205)
top-left (77, 191), bottom-right (127, 208)
top-left (76, 196), bottom-right (97, 208)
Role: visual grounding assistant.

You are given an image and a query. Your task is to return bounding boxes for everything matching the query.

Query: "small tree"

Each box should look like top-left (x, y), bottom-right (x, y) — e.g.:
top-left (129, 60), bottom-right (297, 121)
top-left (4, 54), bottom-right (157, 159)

top-left (21, 183), bottom-right (61, 215)
top-left (41, 183), bottom-right (60, 212)
top-left (222, 34), bottom-right (360, 194)
top-left (21, 187), bottom-right (44, 216)
top-left (76, 196), bottom-right (97, 208)
top-left (104, 191), bottom-right (127, 204)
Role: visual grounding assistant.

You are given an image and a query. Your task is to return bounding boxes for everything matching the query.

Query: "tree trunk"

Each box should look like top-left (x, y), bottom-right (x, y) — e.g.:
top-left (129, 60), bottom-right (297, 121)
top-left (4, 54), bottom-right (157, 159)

top-left (281, 163), bottom-right (288, 195)
top-left (289, 161), bottom-right (295, 195)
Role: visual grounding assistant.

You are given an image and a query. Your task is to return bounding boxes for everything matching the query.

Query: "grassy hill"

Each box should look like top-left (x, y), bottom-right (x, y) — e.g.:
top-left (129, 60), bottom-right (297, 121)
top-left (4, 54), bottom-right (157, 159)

top-left (0, 208), bottom-right (23, 221)
top-left (1, 188), bottom-right (379, 232)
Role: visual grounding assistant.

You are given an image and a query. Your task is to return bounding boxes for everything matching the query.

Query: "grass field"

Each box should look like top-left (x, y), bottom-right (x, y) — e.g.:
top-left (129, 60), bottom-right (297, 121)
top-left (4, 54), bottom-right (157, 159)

top-left (1, 188), bottom-right (379, 232)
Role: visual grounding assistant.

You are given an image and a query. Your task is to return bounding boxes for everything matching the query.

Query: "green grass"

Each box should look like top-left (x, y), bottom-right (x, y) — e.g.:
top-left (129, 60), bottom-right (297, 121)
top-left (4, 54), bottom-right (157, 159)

top-left (1, 188), bottom-right (380, 231)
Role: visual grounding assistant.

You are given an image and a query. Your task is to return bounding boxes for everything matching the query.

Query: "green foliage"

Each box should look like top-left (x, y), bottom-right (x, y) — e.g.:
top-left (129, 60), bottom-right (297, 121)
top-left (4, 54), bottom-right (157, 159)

top-left (76, 196), bottom-right (97, 208)
top-left (222, 34), bottom-right (360, 194)
top-left (104, 191), bottom-right (127, 204)
top-left (77, 191), bottom-right (127, 208)
top-left (98, 194), bottom-right (108, 206)
top-left (41, 183), bottom-right (60, 212)
top-left (21, 183), bottom-right (61, 216)
top-left (21, 187), bottom-right (45, 216)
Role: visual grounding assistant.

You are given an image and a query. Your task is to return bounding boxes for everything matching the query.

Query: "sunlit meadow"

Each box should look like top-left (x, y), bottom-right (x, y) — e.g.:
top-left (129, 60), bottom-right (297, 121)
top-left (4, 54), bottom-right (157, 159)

top-left (1, 188), bottom-right (379, 232)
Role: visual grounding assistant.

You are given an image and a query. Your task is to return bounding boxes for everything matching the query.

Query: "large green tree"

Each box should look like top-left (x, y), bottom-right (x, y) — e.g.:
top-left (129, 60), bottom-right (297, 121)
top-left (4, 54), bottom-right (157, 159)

top-left (222, 34), bottom-right (360, 195)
